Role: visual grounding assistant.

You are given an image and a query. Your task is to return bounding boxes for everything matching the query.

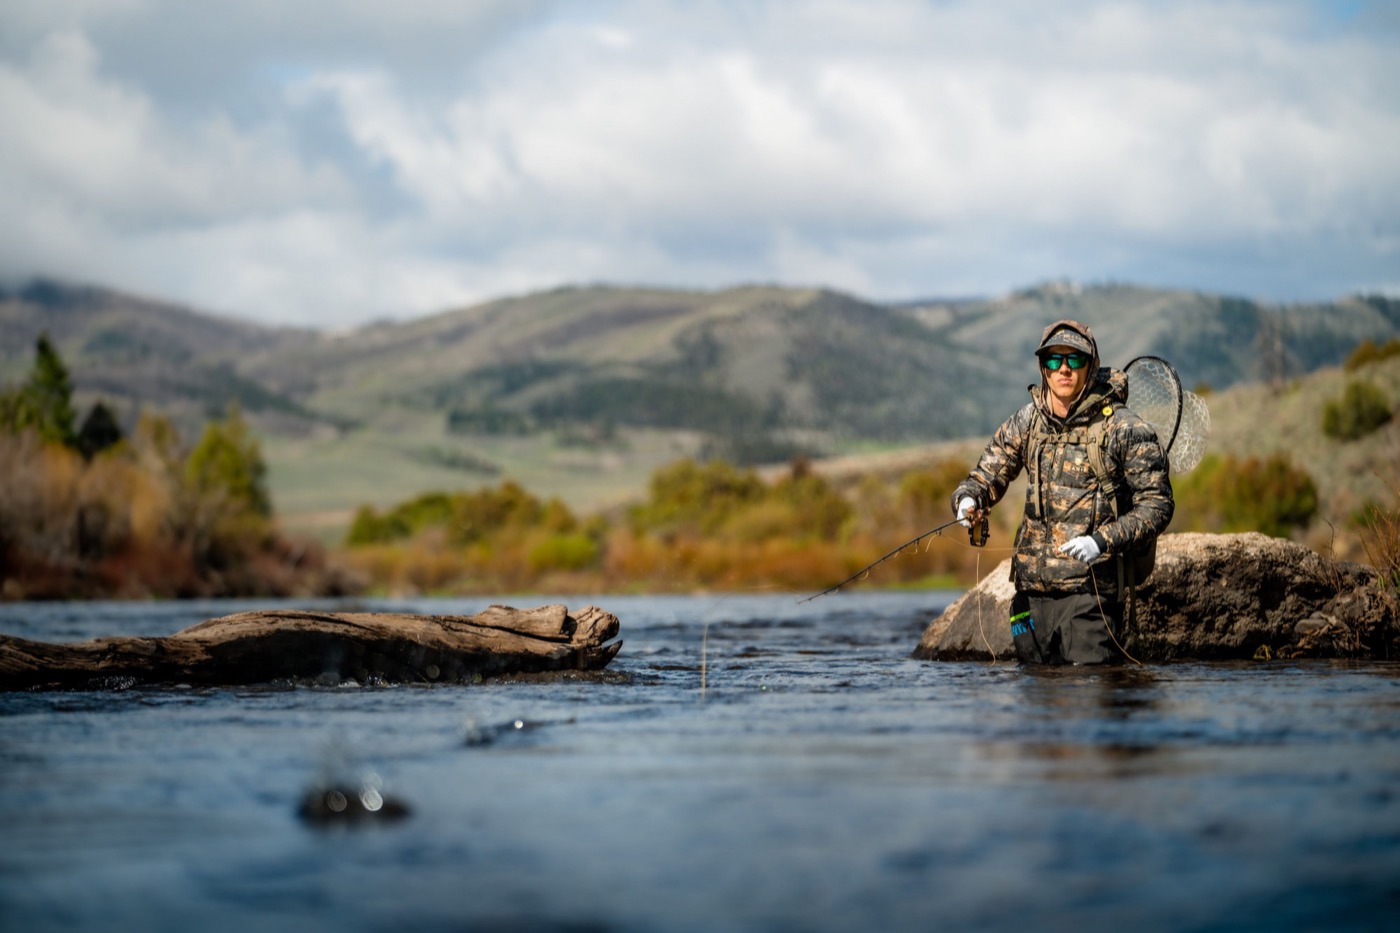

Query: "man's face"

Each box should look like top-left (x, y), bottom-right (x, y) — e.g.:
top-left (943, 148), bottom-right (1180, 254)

top-left (1040, 343), bottom-right (1089, 408)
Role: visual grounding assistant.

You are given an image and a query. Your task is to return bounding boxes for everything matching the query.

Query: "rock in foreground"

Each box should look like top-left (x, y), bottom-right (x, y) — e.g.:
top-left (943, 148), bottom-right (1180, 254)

top-left (0, 604), bottom-right (621, 691)
top-left (914, 533), bottom-right (1399, 662)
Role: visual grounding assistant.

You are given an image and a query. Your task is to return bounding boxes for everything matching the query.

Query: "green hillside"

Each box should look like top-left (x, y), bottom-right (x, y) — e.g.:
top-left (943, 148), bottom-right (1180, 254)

top-left (0, 280), bottom-right (323, 438)
top-left (3, 277), bottom-right (1397, 543)
top-left (1201, 353), bottom-right (1400, 525)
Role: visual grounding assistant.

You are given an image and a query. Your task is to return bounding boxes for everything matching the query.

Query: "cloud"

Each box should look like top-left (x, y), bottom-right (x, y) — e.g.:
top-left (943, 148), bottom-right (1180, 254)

top-left (1, 0), bottom-right (1397, 327)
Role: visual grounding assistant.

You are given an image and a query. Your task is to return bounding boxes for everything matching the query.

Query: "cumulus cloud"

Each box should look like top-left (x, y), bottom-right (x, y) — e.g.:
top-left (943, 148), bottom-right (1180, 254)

top-left (1, 0), bottom-right (1396, 326)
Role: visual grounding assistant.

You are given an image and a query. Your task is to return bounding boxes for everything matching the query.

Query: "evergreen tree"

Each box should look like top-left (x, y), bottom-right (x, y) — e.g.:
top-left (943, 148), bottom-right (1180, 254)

top-left (26, 334), bottom-right (78, 446)
top-left (185, 403), bottom-right (272, 519)
top-left (0, 387), bottom-right (40, 435)
top-left (76, 402), bottom-right (125, 460)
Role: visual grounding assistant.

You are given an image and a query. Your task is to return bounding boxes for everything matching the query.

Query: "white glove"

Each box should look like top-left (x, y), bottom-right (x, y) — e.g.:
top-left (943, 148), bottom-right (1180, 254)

top-left (1059, 535), bottom-right (1102, 563)
top-left (956, 497), bottom-right (978, 528)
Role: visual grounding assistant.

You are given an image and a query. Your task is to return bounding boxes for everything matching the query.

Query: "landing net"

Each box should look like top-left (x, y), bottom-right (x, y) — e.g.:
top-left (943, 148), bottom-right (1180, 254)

top-left (1124, 355), bottom-right (1211, 474)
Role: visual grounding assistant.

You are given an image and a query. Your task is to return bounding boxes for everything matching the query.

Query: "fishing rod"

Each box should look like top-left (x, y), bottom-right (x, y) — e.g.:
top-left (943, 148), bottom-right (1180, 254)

top-left (798, 513), bottom-right (988, 604)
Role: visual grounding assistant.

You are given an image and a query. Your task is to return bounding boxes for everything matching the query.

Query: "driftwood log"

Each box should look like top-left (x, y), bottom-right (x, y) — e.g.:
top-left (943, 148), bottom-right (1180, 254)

top-left (914, 532), bottom-right (1400, 662)
top-left (0, 604), bottom-right (622, 691)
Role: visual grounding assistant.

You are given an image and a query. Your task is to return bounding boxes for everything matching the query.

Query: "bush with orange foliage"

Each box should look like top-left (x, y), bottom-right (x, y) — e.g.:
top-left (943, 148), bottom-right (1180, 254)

top-left (341, 456), bottom-right (982, 595)
top-left (0, 414), bottom-right (359, 600)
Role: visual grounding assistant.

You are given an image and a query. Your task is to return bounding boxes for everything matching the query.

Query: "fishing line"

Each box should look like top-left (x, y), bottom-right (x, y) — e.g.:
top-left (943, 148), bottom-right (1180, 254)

top-left (687, 582), bottom-right (791, 703)
top-left (796, 517), bottom-right (965, 604)
top-left (700, 619), bottom-right (708, 701)
top-left (954, 533), bottom-right (1141, 665)
top-left (791, 511), bottom-right (1141, 665)
top-left (1087, 570), bottom-right (1143, 666)
top-left (974, 549), bottom-right (996, 661)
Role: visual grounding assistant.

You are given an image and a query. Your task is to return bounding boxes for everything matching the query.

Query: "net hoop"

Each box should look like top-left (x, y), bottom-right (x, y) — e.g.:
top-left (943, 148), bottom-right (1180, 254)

top-left (1123, 355), bottom-right (1209, 474)
top-left (1124, 355), bottom-right (1183, 451)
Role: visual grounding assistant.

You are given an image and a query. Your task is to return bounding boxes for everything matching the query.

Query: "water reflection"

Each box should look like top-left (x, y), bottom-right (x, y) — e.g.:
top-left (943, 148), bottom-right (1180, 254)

top-left (1017, 665), bottom-right (1162, 717)
top-left (978, 665), bottom-right (1174, 780)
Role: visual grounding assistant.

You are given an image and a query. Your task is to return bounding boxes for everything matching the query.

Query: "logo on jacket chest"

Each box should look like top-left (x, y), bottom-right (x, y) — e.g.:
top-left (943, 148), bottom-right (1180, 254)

top-left (1043, 444), bottom-right (1094, 485)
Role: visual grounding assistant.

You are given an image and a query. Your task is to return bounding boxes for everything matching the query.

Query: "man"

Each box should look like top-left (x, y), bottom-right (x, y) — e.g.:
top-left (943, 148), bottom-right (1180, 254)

top-left (950, 319), bottom-right (1174, 664)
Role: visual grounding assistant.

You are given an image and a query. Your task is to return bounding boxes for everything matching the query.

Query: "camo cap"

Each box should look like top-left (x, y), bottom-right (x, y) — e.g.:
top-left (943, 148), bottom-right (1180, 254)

top-left (1036, 319), bottom-right (1096, 357)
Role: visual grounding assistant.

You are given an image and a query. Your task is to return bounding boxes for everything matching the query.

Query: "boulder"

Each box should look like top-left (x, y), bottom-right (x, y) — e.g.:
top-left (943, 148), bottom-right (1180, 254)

top-left (0, 604), bottom-right (621, 691)
top-left (913, 532), bottom-right (1399, 662)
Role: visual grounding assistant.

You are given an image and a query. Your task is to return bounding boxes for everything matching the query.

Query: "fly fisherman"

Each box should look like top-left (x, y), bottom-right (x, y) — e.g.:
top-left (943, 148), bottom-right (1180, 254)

top-left (951, 320), bottom-right (1174, 664)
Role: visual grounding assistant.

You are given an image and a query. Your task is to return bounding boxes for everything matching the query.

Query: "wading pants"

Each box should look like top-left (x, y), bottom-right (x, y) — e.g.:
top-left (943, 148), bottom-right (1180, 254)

top-left (1009, 591), bottom-right (1123, 665)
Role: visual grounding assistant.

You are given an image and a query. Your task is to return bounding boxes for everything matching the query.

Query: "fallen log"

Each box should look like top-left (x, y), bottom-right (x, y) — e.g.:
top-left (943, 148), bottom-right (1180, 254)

top-left (914, 532), bottom-right (1400, 662)
top-left (0, 604), bottom-right (622, 691)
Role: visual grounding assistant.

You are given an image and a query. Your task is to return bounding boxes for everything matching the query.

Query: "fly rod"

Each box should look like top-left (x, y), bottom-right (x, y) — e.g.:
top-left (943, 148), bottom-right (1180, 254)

top-left (798, 515), bottom-right (984, 604)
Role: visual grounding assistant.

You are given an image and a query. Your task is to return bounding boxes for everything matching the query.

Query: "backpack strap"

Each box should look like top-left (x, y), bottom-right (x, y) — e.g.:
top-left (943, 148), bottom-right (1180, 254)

top-left (1024, 407), bottom-right (1043, 518)
top-left (1090, 405), bottom-right (1150, 626)
top-left (1085, 406), bottom-right (1129, 601)
top-left (1085, 408), bottom-right (1116, 515)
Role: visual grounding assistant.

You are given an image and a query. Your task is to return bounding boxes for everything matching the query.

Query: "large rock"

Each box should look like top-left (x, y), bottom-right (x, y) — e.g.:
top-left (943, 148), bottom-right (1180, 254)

top-left (0, 604), bottom-right (622, 691)
top-left (913, 532), bottom-right (1399, 662)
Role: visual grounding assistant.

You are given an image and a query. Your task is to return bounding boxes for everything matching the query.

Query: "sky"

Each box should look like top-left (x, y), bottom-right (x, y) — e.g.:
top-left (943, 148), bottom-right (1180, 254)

top-left (2, 0), bottom-right (1398, 329)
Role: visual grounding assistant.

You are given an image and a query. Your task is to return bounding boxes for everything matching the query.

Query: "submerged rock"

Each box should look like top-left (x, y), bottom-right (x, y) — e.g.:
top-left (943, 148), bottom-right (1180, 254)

top-left (299, 783), bottom-right (411, 826)
top-left (914, 532), bottom-right (1399, 662)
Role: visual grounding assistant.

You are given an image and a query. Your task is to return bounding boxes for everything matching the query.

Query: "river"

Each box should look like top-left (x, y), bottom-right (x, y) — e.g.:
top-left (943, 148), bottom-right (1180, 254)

top-left (1, 593), bottom-right (1398, 932)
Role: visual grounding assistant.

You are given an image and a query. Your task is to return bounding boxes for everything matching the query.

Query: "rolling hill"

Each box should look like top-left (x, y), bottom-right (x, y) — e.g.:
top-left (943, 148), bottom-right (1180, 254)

top-left (3, 277), bottom-right (1397, 540)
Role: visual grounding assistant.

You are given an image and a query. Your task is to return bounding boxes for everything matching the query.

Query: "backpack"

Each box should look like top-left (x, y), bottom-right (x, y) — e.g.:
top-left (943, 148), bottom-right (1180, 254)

top-left (1025, 404), bottom-right (1156, 599)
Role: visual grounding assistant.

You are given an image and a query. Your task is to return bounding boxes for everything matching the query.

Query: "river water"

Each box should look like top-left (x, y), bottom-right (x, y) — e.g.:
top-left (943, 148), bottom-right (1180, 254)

top-left (1, 593), bottom-right (1398, 932)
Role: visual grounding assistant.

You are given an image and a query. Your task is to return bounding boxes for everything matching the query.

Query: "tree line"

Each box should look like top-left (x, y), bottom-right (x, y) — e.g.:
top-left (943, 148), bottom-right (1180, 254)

top-left (341, 447), bottom-right (1374, 598)
top-left (0, 335), bottom-right (356, 599)
top-left (3, 333), bottom-right (1394, 600)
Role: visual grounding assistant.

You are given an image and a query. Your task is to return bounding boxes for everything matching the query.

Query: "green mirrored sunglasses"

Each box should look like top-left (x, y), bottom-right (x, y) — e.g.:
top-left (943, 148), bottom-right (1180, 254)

top-left (1041, 352), bottom-right (1089, 371)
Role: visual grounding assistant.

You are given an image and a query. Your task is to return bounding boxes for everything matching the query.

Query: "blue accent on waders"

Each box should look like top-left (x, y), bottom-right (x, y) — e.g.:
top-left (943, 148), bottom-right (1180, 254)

top-left (1010, 610), bottom-right (1035, 638)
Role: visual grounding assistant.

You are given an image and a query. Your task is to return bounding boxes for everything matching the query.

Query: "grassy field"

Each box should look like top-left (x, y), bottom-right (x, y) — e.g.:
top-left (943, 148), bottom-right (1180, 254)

top-left (262, 408), bottom-right (708, 543)
top-left (1201, 354), bottom-right (1400, 524)
top-left (264, 354), bottom-right (1400, 555)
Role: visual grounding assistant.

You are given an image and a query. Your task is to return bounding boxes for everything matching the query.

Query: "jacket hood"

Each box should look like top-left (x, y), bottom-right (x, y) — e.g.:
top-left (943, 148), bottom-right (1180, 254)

top-left (1031, 366), bottom-right (1128, 421)
top-left (1034, 318), bottom-right (1104, 414)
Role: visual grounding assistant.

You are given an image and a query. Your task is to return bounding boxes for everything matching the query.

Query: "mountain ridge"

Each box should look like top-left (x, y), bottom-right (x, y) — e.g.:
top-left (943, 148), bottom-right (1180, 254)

top-left (3, 276), bottom-right (1397, 538)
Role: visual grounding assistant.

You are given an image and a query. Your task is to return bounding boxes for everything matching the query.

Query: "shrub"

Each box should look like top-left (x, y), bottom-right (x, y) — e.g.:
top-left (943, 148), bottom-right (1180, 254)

top-left (897, 460), bottom-right (973, 529)
top-left (345, 505), bottom-right (410, 546)
top-left (1321, 380), bottom-right (1393, 441)
top-left (1352, 466), bottom-right (1400, 593)
top-left (0, 350), bottom-right (345, 598)
top-left (769, 469), bottom-right (853, 540)
top-left (448, 481), bottom-right (572, 545)
top-left (185, 404), bottom-right (272, 519)
top-left (526, 532), bottom-right (600, 573)
top-left (1359, 507), bottom-right (1400, 593)
top-left (628, 459), bottom-right (766, 537)
top-left (345, 492), bottom-right (455, 546)
top-left (1174, 453), bottom-right (1319, 537)
top-left (1344, 337), bottom-right (1400, 371)
top-left (338, 454), bottom-right (989, 593)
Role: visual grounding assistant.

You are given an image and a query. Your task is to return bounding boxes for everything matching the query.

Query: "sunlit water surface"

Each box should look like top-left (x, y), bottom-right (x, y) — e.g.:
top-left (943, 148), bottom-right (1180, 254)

top-left (2, 593), bottom-right (1398, 932)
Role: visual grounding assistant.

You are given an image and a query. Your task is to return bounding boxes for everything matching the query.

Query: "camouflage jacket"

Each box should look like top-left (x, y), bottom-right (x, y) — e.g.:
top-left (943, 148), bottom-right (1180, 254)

top-left (951, 367), bottom-right (1174, 595)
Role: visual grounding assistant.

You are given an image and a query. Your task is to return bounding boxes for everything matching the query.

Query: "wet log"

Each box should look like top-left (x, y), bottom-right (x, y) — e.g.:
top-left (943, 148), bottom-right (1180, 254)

top-left (0, 604), bottom-right (622, 691)
top-left (913, 532), bottom-right (1400, 662)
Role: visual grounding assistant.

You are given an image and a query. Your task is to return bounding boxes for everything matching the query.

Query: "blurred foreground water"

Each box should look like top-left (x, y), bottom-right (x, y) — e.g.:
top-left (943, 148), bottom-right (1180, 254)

top-left (2, 593), bottom-right (1398, 932)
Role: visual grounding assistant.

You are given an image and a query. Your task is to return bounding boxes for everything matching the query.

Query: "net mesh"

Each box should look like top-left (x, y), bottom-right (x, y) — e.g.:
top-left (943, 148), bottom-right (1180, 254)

top-left (1124, 356), bottom-right (1211, 474)
top-left (1170, 388), bottom-right (1211, 474)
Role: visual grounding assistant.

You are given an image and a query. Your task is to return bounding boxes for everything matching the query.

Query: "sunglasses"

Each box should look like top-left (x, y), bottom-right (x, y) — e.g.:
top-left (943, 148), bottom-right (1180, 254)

top-left (1041, 352), bottom-right (1090, 371)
